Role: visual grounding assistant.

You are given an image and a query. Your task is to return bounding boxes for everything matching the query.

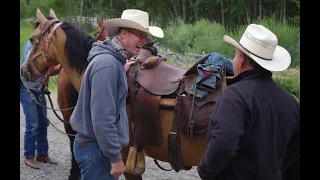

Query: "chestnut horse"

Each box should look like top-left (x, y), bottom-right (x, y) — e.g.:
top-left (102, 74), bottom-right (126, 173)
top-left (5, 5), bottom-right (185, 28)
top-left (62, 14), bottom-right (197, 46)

top-left (93, 18), bottom-right (118, 41)
top-left (21, 8), bottom-right (300, 180)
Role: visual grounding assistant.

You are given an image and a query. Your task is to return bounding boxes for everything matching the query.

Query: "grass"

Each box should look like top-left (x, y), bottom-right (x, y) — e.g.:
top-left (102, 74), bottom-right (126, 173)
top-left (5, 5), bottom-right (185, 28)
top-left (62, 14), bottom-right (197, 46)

top-left (20, 23), bottom-right (33, 58)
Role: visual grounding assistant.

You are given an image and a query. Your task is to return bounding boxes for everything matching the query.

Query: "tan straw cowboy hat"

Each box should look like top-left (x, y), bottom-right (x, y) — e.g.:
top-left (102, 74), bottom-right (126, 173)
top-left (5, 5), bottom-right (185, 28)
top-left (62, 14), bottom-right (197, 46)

top-left (104, 9), bottom-right (164, 38)
top-left (223, 24), bottom-right (291, 71)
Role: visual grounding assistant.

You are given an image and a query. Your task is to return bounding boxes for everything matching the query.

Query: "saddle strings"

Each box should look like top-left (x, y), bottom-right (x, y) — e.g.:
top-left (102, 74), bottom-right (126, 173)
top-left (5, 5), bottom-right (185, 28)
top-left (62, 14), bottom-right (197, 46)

top-left (187, 57), bottom-right (227, 142)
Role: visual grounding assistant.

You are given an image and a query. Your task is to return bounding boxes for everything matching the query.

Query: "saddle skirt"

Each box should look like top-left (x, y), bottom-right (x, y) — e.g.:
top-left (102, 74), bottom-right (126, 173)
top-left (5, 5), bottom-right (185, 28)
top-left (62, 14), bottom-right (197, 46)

top-left (135, 59), bottom-right (187, 96)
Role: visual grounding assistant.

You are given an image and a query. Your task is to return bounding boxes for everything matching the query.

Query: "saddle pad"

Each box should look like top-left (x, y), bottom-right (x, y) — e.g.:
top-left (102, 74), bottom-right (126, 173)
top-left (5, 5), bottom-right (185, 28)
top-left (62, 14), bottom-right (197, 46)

top-left (184, 54), bottom-right (211, 76)
top-left (136, 61), bottom-right (187, 96)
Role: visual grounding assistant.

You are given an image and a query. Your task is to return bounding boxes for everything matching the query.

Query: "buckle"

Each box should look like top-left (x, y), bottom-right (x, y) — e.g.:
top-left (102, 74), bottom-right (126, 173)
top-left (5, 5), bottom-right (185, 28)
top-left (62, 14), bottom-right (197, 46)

top-left (189, 121), bottom-right (195, 128)
top-left (169, 132), bottom-right (177, 135)
top-left (46, 34), bottom-right (53, 42)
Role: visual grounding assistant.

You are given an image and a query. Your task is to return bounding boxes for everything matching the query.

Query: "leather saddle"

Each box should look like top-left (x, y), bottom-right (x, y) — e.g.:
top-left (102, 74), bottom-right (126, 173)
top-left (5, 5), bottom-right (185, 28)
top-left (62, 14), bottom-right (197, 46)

top-left (127, 46), bottom-right (187, 148)
top-left (127, 45), bottom-right (225, 173)
top-left (134, 49), bottom-right (187, 96)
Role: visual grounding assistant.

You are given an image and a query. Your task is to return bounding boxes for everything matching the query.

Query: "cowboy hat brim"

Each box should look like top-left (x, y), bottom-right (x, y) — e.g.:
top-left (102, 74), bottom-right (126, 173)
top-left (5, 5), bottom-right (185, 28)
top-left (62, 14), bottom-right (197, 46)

top-left (223, 35), bottom-right (291, 71)
top-left (104, 18), bottom-right (164, 38)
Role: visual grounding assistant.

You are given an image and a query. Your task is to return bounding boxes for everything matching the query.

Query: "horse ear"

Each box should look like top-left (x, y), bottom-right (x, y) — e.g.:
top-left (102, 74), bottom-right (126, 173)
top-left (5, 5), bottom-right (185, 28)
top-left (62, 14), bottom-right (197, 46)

top-left (49, 8), bottom-right (58, 20)
top-left (36, 8), bottom-right (47, 25)
top-left (97, 18), bottom-right (103, 27)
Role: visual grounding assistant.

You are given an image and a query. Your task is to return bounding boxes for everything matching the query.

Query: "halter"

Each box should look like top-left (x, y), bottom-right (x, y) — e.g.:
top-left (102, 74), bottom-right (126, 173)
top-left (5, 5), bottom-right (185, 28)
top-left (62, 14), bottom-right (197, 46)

top-left (24, 20), bottom-right (63, 106)
top-left (27, 19), bottom-right (62, 85)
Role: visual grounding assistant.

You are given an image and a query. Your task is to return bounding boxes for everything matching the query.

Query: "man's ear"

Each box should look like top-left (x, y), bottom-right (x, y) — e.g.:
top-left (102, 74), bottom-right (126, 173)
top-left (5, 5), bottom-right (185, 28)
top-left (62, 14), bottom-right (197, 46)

top-left (239, 52), bottom-right (246, 67)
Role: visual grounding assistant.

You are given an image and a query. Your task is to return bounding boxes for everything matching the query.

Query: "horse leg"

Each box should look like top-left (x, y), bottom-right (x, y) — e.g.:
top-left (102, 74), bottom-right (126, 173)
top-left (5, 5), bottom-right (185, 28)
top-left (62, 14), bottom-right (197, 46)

top-left (57, 69), bottom-right (80, 180)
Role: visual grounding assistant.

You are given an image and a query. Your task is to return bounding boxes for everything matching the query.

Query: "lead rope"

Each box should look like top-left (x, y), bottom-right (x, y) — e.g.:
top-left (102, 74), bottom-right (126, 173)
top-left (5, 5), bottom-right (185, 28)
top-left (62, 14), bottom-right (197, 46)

top-left (24, 83), bottom-right (76, 137)
top-left (25, 81), bottom-right (75, 137)
top-left (43, 86), bottom-right (71, 124)
top-left (25, 80), bottom-right (75, 112)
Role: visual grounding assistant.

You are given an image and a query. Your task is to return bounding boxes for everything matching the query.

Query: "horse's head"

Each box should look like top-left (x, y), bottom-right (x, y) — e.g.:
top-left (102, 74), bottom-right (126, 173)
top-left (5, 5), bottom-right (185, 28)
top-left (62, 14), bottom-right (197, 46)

top-left (93, 18), bottom-right (117, 41)
top-left (21, 8), bottom-right (64, 81)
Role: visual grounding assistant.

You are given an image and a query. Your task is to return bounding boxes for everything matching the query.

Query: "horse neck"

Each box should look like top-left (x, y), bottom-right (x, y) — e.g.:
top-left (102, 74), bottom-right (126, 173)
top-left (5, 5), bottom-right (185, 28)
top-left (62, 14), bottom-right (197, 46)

top-left (53, 29), bottom-right (85, 92)
top-left (59, 60), bottom-right (84, 92)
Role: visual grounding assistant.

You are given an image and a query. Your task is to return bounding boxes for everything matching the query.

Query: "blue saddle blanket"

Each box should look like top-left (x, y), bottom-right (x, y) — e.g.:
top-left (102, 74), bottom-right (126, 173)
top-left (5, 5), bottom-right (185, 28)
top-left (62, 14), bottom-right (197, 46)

top-left (189, 52), bottom-right (234, 100)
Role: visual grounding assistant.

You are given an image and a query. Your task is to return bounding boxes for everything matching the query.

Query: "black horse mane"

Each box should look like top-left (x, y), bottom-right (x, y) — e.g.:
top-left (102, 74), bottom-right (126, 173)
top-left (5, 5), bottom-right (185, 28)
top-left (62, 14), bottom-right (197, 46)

top-left (56, 21), bottom-right (96, 75)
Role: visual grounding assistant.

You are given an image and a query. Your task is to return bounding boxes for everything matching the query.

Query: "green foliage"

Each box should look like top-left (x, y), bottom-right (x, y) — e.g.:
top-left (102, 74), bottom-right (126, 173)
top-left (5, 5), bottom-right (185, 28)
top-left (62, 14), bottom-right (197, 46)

top-left (20, 0), bottom-right (68, 19)
top-left (159, 17), bottom-right (300, 98)
top-left (20, 0), bottom-right (28, 19)
top-left (159, 19), bottom-right (228, 54)
top-left (48, 77), bottom-right (58, 91)
top-left (160, 16), bottom-right (300, 68)
top-left (20, 21), bottom-right (34, 58)
top-left (273, 68), bottom-right (300, 98)
top-left (252, 16), bottom-right (300, 68)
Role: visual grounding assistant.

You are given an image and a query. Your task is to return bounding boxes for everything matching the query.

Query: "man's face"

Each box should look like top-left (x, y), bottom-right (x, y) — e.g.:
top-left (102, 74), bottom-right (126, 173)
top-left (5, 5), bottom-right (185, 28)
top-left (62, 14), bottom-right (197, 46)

top-left (120, 28), bottom-right (148, 56)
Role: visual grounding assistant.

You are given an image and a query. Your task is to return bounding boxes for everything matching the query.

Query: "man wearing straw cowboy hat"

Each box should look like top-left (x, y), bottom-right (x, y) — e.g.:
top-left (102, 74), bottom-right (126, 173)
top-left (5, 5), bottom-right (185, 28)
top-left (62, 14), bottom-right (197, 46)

top-left (197, 24), bottom-right (300, 180)
top-left (70, 9), bottom-right (163, 179)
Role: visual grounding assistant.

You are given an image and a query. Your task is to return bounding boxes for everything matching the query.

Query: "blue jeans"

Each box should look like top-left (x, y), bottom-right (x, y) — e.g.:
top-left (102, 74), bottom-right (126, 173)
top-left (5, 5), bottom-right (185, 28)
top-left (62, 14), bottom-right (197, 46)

top-left (20, 86), bottom-right (49, 159)
top-left (73, 133), bottom-right (116, 180)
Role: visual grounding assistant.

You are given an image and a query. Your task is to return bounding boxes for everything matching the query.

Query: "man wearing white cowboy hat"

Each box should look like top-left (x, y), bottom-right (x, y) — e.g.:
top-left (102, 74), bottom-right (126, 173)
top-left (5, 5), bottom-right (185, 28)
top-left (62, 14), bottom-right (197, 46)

top-left (70, 9), bottom-right (163, 179)
top-left (197, 24), bottom-right (300, 180)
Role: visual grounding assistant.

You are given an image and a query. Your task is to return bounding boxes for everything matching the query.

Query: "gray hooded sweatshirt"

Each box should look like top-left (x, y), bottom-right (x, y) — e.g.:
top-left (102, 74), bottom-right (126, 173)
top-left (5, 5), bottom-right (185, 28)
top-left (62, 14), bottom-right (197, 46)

top-left (70, 40), bottom-right (129, 163)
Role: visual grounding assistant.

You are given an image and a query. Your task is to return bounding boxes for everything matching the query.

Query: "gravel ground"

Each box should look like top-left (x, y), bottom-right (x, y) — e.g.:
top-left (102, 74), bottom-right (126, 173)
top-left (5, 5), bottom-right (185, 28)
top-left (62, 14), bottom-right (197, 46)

top-left (20, 90), bottom-right (201, 180)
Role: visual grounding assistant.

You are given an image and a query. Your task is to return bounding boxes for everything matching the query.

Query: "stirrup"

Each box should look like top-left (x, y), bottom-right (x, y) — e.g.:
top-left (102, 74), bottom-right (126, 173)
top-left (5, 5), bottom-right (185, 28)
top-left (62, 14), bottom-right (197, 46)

top-left (125, 146), bottom-right (137, 174)
top-left (134, 151), bottom-right (145, 175)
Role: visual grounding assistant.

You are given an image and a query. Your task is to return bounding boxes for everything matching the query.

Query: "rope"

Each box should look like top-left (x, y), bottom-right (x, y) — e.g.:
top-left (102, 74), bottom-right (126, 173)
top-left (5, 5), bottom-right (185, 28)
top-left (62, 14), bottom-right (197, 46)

top-left (46, 116), bottom-right (75, 137)
top-left (25, 82), bottom-right (75, 111)
top-left (46, 92), bottom-right (71, 124)
top-left (153, 159), bottom-right (173, 171)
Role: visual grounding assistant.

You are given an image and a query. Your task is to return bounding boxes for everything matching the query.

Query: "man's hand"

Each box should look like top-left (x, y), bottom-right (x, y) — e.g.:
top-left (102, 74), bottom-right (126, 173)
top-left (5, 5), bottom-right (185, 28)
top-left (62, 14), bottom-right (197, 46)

top-left (110, 160), bottom-right (126, 178)
top-left (49, 64), bottom-right (62, 76)
top-left (124, 57), bottom-right (136, 72)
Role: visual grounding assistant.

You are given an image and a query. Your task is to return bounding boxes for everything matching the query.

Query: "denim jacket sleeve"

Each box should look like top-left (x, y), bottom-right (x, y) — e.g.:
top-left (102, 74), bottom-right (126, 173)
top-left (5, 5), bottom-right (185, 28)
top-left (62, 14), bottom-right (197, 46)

top-left (20, 40), bottom-right (32, 69)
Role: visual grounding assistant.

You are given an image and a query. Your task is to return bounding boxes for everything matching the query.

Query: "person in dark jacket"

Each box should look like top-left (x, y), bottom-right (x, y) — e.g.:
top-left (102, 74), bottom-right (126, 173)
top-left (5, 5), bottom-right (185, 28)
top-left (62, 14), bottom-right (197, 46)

top-left (197, 24), bottom-right (300, 180)
top-left (70, 9), bottom-right (163, 179)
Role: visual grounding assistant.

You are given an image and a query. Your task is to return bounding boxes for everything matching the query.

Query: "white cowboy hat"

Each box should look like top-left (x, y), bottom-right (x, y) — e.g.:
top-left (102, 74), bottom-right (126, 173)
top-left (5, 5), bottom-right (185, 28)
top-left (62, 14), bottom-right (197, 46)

top-left (104, 9), bottom-right (164, 38)
top-left (223, 24), bottom-right (291, 71)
